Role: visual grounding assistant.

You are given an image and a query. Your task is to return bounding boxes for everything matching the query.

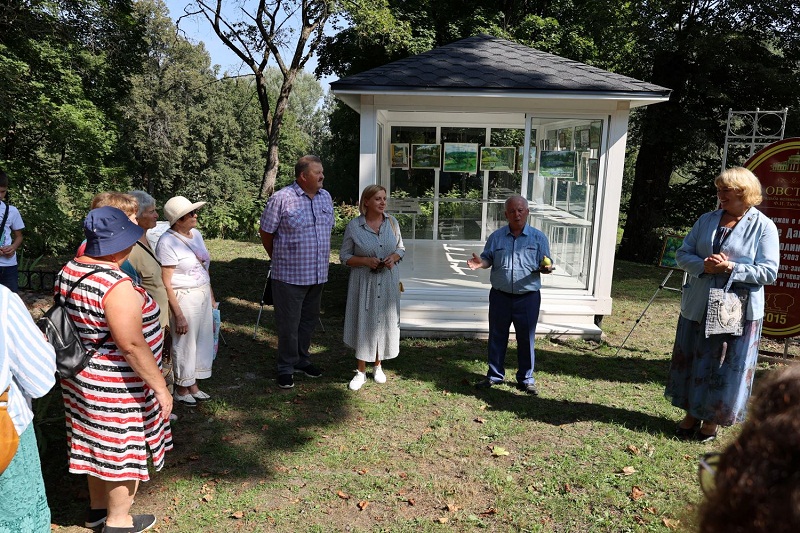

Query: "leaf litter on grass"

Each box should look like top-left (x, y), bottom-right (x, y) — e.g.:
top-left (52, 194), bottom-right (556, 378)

top-left (35, 250), bottom-right (765, 532)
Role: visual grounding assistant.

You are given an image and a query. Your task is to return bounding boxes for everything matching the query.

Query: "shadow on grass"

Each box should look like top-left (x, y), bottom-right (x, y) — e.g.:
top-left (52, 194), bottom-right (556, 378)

top-left (388, 342), bottom-right (676, 438)
top-left (38, 260), bottom-right (355, 528)
top-left (31, 257), bottom-right (684, 527)
top-left (536, 348), bottom-right (669, 385)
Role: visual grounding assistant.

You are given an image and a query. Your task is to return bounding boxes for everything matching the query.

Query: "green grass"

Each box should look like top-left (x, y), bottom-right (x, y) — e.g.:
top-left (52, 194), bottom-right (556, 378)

top-left (33, 239), bottom-right (788, 532)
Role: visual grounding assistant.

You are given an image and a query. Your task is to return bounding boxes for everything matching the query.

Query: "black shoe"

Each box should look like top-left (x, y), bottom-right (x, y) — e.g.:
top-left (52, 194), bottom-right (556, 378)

top-left (102, 514), bottom-right (156, 533)
top-left (85, 507), bottom-right (107, 528)
top-left (475, 378), bottom-right (501, 389)
top-left (693, 429), bottom-right (718, 443)
top-left (295, 364), bottom-right (322, 378)
top-left (675, 421), bottom-right (700, 441)
top-left (516, 382), bottom-right (539, 396)
top-left (277, 374), bottom-right (294, 389)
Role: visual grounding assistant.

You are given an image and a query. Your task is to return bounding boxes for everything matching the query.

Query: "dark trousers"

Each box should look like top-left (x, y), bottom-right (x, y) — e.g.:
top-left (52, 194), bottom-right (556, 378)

top-left (272, 279), bottom-right (324, 375)
top-left (486, 288), bottom-right (540, 385)
top-left (0, 264), bottom-right (18, 292)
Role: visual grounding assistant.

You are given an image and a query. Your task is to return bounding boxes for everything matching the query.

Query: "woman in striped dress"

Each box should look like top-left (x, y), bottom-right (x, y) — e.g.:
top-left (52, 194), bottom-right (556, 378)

top-left (340, 185), bottom-right (405, 391)
top-left (58, 206), bottom-right (173, 533)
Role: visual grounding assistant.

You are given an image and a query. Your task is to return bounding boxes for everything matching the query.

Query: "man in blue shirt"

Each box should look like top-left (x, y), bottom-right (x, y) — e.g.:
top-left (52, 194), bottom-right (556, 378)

top-left (467, 195), bottom-right (553, 395)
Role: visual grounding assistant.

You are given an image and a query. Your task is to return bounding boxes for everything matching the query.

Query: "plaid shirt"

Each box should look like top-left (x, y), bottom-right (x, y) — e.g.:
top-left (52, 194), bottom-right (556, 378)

top-left (260, 181), bottom-right (334, 285)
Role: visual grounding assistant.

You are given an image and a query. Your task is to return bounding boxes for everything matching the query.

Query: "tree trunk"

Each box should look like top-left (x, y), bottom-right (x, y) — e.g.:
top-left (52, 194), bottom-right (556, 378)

top-left (260, 145), bottom-right (279, 198)
top-left (617, 50), bottom-right (689, 264)
top-left (258, 70), bottom-right (299, 199)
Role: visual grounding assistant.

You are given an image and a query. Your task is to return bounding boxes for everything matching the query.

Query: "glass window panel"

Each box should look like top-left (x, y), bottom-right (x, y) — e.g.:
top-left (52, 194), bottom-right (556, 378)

top-left (526, 117), bottom-right (603, 290)
top-left (390, 126), bottom-right (437, 200)
top-left (441, 127), bottom-right (485, 144)
top-left (488, 128), bottom-right (526, 199)
top-left (391, 168), bottom-right (435, 198)
top-left (440, 172), bottom-right (482, 197)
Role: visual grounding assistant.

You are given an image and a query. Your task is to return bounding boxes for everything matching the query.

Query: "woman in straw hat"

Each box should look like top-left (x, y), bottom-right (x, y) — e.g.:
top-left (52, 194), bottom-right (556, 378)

top-left (156, 196), bottom-right (216, 407)
top-left (57, 206), bottom-right (172, 532)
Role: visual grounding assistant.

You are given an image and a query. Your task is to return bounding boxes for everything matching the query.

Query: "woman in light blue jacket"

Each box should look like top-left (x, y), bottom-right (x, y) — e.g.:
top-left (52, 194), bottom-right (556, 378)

top-left (666, 167), bottom-right (779, 442)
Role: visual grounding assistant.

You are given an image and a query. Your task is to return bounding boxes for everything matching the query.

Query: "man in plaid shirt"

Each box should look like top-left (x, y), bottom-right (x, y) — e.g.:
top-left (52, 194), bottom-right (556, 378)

top-left (259, 155), bottom-right (335, 389)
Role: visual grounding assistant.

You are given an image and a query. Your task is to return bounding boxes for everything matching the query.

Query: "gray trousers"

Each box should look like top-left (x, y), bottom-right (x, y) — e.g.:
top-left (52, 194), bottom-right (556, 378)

top-left (272, 279), bottom-right (324, 375)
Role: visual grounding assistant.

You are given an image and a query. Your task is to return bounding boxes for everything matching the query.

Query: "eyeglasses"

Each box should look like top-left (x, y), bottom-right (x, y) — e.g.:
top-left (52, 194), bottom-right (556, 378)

top-left (186, 210), bottom-right (198, 217)
top-left (698, 452), bottom-right (721, 495)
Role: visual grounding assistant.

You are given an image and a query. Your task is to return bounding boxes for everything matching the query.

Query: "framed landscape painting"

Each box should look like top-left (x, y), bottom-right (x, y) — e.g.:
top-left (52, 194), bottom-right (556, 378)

top-left (539, 150), bottom-right (577, 180)
top-left (390, 143), bottom-right (409, 168)
top-left (411, 144), bottom-right (441, 169)
top-left (480, 147), bottom-right (516, 171)
top-left (443, 143), bottom-right (479, 173)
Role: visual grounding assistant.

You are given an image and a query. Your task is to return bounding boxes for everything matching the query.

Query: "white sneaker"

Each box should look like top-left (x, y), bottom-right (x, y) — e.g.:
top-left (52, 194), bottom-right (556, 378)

top-left (349, 371), bottom-right (367, 391)
top-left (373, 366), bottom-right (386, 384)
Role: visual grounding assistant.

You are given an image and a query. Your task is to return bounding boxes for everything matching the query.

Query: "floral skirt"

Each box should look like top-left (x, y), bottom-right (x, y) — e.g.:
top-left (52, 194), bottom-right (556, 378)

top-left (664, 315), bottom-right (762, 426)
top-left (0, 425), bottom-right (50, 532)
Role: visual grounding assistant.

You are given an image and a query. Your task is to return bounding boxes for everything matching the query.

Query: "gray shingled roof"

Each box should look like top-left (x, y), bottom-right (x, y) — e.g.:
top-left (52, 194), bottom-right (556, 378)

top-left (331, 34), bottom-right (670, 97)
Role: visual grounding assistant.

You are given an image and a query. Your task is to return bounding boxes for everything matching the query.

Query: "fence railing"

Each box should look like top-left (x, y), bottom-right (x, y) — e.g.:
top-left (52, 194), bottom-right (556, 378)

top-left (18, 270), bottom-right (58, 292)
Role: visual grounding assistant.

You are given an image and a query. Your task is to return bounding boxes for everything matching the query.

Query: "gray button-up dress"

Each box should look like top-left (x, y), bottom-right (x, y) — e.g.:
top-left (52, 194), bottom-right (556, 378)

top-left (339, 215), bottom-right (405, 361)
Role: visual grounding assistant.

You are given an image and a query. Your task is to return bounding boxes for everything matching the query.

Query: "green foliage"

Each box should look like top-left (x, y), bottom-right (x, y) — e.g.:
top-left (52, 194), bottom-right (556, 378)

top-left (0, 0), bottom-right (337, 254)
top-left (200, 195), bottom-right (263, 241)
top-left (15, 185), bottom-right (84, 255)
top-left (333, 202), bottom-right (360, 235)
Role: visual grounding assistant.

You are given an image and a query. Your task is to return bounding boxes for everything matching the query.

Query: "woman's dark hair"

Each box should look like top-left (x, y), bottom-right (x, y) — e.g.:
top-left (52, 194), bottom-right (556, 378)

top-left (0, 167), bottom-right (8, 188)
top-left (699, 365), bottom-right (800, 532)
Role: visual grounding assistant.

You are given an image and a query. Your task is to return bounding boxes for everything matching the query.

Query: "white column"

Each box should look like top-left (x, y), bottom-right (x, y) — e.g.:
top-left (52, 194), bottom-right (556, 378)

top-left (594, 102), bottom-right (630, 315)
top-left (358, 95), bottom-right (378, 196)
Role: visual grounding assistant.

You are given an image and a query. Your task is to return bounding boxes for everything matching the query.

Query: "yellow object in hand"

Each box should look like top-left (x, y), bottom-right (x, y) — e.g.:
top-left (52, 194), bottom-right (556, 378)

top-left (540, 256), bottom-right (552, 268)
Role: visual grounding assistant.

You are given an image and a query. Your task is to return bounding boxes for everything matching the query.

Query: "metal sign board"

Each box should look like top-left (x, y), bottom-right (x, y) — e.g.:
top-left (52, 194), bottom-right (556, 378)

top-left (745, 137), bottom-right (800, 338)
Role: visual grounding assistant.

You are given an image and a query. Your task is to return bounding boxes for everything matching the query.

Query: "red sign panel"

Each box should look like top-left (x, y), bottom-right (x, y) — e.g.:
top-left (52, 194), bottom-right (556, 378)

top-left (745, 137), bottom-right (800, 338)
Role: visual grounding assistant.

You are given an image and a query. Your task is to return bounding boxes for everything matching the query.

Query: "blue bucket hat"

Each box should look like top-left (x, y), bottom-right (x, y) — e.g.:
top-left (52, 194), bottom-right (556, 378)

top-left (83, 206), bottom-right (144, 257)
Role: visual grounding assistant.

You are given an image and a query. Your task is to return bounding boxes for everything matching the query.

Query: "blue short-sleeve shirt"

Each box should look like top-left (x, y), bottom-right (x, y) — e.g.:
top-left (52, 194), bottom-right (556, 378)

top-left (480, 223), bottom-right (551, 294)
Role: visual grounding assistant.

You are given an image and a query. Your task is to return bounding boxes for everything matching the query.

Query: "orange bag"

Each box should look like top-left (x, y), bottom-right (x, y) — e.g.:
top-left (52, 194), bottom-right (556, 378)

top-left (0, 386), bottom-right (20, 474)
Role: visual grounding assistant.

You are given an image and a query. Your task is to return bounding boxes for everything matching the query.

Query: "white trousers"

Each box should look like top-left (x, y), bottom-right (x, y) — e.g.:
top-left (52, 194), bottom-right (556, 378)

top-left (171, 284), bottom-right (214, 387)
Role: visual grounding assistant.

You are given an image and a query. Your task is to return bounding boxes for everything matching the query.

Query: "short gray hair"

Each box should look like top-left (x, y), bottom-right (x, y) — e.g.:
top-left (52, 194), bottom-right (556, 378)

top-left (505, 194), bottom-right (528, 209)
top-left (128, 190), bottom-right (156, 217)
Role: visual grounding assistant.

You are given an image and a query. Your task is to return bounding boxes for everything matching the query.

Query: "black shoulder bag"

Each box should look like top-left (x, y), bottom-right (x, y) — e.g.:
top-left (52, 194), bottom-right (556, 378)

top-left (37, 268), bottom-right (112, 378)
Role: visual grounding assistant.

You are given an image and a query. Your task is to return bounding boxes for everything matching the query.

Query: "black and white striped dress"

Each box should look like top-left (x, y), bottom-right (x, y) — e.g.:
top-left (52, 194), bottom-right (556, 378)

top-left (58, 260), bottom-right (173, 481)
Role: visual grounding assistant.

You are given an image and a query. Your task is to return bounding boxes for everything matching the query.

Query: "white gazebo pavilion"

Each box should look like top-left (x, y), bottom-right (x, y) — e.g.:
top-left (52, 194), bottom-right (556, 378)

top-left (331, 35), bottom-right (671, 339)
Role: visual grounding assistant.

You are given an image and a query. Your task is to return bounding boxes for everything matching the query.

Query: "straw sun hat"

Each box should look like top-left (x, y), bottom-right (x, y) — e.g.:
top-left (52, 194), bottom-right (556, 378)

top-left (164, 196), bottom-right (207, 226)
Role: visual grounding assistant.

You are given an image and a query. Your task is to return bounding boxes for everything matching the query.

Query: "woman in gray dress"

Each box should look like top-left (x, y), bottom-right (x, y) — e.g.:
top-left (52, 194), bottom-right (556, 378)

top-left (340, 185), bottom-right (405, 390)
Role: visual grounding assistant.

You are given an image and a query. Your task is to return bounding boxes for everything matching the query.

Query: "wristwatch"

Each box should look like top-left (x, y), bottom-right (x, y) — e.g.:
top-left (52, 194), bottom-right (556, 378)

top-left (725, 262), bottom-right (734, 274)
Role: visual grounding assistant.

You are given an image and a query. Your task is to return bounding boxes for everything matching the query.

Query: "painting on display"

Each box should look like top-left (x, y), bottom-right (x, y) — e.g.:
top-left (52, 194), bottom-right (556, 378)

top-left (442, 143), bottom-right (479, 173)
top-left (576, 151), bottom-right (591, 184)
top-left (659, 235), bottom-right (686, 269)
top-left (539, 150), bottom-right (577, 180)
top-left (480, 147), bottom-right (516, 171)
top-left (588, 158), bottom-right (599, 185)
top-left (390, 143), bottom-right (409, 168)
top-left (590, 121), bottom-right (602, 149)
top-left (411, 144), bottom-right (442, 169)
top-left (575, 127), bottom-right (591, 150)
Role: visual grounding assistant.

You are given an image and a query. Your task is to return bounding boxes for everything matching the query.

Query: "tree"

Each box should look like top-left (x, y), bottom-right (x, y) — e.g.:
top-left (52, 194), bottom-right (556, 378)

top-left (0, 0), bottom-right (147, 253)
top-left (319, 0), bottom-right (800, 263)
top-left (179, 0), bottom-right (330, 198)
top-left (614, 1), bottom-right (800, 262)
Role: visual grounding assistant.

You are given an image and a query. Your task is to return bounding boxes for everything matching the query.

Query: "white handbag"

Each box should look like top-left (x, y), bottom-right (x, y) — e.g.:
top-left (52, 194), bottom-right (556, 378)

top-left (705, 276), bottom-right (748, 338)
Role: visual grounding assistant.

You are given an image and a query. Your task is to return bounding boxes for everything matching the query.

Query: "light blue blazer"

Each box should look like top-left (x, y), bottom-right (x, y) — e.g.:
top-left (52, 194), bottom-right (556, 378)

top-left (676, 207), bottom-right (779, 322)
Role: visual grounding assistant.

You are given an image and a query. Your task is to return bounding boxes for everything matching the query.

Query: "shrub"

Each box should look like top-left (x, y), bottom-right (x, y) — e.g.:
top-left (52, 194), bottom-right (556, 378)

top-left (333, 203), bottom-right (359, 235)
